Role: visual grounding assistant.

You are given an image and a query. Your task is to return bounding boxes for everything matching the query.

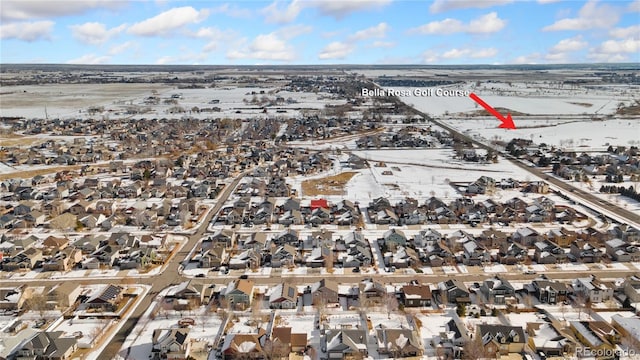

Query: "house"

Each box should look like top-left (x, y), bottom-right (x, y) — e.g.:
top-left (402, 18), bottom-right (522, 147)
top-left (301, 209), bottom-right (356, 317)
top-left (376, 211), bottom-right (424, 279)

top-left (605, 238), bottom-right (640, 262)
top-left (309, 279), bottom-right (339, 305)
top-left (359, 279), bottom-right (386, 301)
top-left (438, 279), bottom-right (470, 304)
top-left (42, 247), bottom-right (83, 272)
top-left (2, 248), bottom-right (43, 271)
top-left (268, 283), bottom-right (298, 309)
top-left (165, 281), bottom-right (201, 307)
top-left (222, 333), bottom-right (265, 360)
top-left (380, 228), bottom-right (407, 250)
top-left (82, 284), bottom-right (123, 312)
top-left (623, 275), bottom-right (640, 304)
top-left (513, 227), bottom-right (542, 246)
top-left (477, 324), bottom-right (525, 356)
top-left (198, 243), bottom-right (227, 269)
top-left (527, 322), bottom-right (575, 357)
top-left (462, 240), bottom-right (489, 266)
top-left (547, 227), bottom-right (577, 247)
top-left (480, 276), bottom-right (515, 305)
top-left (46, 283), bottom-right (82, 308)
top-left (573, 276), bottom-right (614, 303)
top-left (570, 240), bottom-right (603, 263)
top-left (531, 279), bottom-right (569, 304)
top-left (14, 331), bottom-right (77, 360)
top-left (611, 314), bottom-right (640, 349)
top-left (570, 321), bottom-right (618, 355)
top-left (271, 327), bottom-right (307, 355)
top-left (151, 328), bottom-right (190, 360)
top-left (399, 285), bottom-right (431, 307)
top-left (534, 240), bottom-right (567, 264)
top-left (323, 329), bottom-right (368, 359)
top-left (223, 279), bottom-right (254, 310)
top-left (376, 327), bottom-right (423, 357)
top-left (498, 242), bottom-right (528, 265)
top-left (0, 286), bottom-right (26, 311)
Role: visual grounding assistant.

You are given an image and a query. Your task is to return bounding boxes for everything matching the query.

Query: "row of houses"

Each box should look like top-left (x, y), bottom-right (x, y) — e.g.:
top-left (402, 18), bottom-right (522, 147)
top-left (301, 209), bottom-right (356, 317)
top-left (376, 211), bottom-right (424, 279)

top-left (366, 190), bottom-right (582, 226)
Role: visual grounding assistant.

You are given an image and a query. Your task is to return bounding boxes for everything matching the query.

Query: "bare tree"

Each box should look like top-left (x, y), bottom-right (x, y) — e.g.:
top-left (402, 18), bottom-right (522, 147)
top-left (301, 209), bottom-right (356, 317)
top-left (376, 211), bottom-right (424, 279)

top-left (25, 293), bottom-right (49, 320)
top-left (384, 292), bottom-right (399, 319)
top-left (263, 339), bottom-right (290, 360)
top-left (462, 333), bottom-right (490, 360)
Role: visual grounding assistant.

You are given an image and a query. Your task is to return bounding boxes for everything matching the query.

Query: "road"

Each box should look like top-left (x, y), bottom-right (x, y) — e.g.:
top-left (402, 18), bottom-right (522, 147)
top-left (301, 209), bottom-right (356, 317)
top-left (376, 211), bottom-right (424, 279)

top-left (399, 99), bottom-right (640, 228)
top-left (6, 93), bottom-right (640, 359)
top-left (98, 172), bottom-right (246, 359)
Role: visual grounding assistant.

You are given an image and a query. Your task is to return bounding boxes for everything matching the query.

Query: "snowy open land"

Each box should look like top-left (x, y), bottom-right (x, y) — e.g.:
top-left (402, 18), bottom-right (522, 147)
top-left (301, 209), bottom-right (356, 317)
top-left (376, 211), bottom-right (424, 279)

top-left (0, 83), bottom-right (347, 120)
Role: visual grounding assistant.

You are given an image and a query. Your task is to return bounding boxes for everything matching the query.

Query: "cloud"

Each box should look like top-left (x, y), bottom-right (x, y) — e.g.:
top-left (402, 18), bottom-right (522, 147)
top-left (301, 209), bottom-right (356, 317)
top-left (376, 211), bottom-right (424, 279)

top-left (108, 41), bottom-right (136, 55)
top-left (70, 22), bottom-right (126, 45)
top-left (410, 12), bottom-right (505, 35)
top-left (467, 12), bottom-right (506, 33)
top-left (156, 52), bottom-right (207, 65)
top-left (188, 26), bottom-right (237, 52)
top-left (227, 33), bottom-right (296, 61)
top-left (348, 22), bottom-right (388, 41)
top-left (128, 6), bottom-right (208, 36)
top-left (371, 41), bottom-right (396, 48)
top-left (66, 53), bottom-right (110, 64)
top-left (543, 1), bottom-right (620, 31)
top-left (429, 0), bottom-right (512, 13)
top-left (442, 48), bottom-right (498, 59)
top-left (537, 0), bottom-right (561, 3)
top-left (312, 0), bottom-right (391, 19)
top-left (593, 38), bottom-right (640, 54)
top-left (422, 47), bottom-right (498, 62)
top-left (318, 41), bottom-right (353, 59)
top-left (587, 52), bottom-right (628, 63)
top-left (410, 18), bottom-right (463, 34)
top-left (471, 48), bottom-right (498, 58)
top-left (1, 0), bottom-right (122, 21)
top-left (0, 20), bottom-right (54, 41)
top-left (629, 0), bottom-right (640, 12)
top-left (261, 0), bottom-right (391, 24)
top-left (261, 1), bottom-right (304, 24)
top-left (274, 24), bottom-right (313, 40)
top-left (512, 53), bottom-right (541, 64)
top-left (210, 3), bottom-right (253, 18)
top-left (550, 36), bottom-right (588, 53)
top-left (609, 25), bottom-right (640, 38)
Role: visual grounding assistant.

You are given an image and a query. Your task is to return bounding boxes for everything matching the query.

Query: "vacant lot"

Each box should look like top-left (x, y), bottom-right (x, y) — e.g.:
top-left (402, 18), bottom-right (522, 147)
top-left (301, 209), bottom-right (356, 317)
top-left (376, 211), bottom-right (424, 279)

top-left (301, 171), bottom-right (357, 196)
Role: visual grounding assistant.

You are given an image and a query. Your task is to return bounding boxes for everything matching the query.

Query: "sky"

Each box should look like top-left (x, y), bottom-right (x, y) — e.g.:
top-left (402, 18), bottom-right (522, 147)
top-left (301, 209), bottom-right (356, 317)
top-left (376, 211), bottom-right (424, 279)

top-left (0, 0), bottom-right (639, 65)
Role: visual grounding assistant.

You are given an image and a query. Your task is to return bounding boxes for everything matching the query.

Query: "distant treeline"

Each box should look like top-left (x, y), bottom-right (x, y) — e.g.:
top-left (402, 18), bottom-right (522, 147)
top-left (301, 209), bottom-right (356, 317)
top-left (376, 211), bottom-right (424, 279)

top-left (376, 79), bottom-right (462, 87)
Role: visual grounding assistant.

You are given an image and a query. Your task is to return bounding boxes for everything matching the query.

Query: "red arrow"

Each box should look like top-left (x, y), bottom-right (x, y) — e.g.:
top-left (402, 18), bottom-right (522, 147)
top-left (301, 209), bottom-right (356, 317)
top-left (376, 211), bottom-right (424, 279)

top-left (469, 93), bottom-right (516, 129)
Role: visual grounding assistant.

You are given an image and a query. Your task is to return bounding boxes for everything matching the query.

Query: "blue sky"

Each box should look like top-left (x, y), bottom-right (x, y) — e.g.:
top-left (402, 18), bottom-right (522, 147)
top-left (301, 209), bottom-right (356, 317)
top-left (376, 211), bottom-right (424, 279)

top-left (1, 0), bottom-right (638, 65)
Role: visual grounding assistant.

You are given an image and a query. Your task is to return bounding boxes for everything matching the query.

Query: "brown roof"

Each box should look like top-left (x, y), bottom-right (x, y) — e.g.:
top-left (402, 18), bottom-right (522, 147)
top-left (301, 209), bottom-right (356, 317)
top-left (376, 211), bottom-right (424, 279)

top-left (272, 327), bottom-right (291, 344)
top-left (236, 279), bottom-right (255, 295)
top-left (402, 285), bottom-right (432, 299)
top-left (290, 333), bottom-right (307, 347)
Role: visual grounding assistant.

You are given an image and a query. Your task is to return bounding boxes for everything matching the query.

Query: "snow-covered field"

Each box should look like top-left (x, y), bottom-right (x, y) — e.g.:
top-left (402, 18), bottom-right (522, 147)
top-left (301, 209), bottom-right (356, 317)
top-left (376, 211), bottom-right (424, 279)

top-left (0, 83), bottom-right (346, 120)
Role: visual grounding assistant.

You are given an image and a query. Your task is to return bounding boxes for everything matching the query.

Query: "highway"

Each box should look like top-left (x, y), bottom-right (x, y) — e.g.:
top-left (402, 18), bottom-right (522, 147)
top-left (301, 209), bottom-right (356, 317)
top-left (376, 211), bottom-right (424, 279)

top-left (397, 97), bottom-right (640, 228)
top-left (5, 95), bottom-right (640, 359)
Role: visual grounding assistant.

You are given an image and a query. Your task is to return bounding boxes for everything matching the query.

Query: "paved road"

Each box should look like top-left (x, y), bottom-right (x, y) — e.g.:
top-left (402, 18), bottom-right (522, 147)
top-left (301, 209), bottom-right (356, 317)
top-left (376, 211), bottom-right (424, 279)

top-left (99, 173), bottom-right (246, 360)
top-left (398, 99), bottom-right (640, 227)
top-left (6, 93), bottom-right (640, 359)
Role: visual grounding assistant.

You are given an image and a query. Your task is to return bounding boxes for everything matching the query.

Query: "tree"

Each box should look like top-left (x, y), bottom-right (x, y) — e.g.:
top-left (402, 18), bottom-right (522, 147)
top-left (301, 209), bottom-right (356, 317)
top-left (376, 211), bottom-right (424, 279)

top-left (462, 332), bottom-right (490, 360)
top-left (25, 293), bottom-right (49, 320)
top-left (263, 339), bottom-right (290, 360)
top-left (384, 292), bottom-right (399, 319)
top-left (456, 303), bottom-right (466, 317)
